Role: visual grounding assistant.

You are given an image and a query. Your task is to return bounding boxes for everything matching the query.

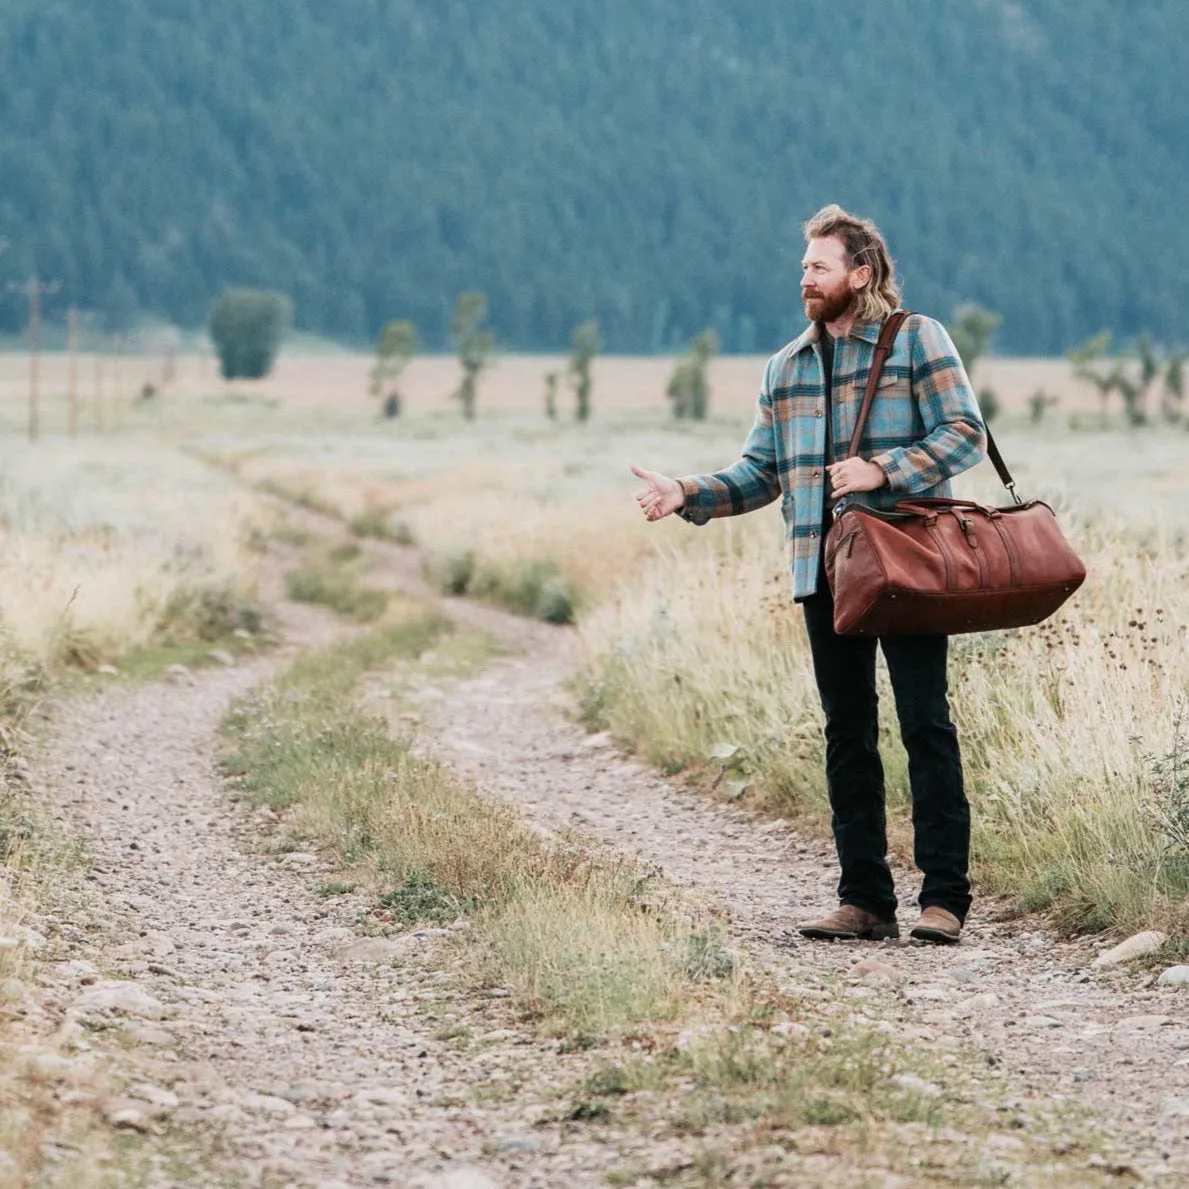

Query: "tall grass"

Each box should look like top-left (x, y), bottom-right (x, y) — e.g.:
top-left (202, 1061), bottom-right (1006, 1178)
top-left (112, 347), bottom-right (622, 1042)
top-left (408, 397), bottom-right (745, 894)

top-left (0, 441), bottom-right (265, 666)
top-left (577, 513), bottom-right (1189, 936)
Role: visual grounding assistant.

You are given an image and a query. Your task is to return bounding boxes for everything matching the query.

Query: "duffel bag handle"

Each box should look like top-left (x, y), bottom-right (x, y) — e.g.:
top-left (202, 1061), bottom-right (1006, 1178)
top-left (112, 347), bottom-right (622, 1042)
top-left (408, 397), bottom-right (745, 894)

top-left (846, 310), bottom-right (1023, 506)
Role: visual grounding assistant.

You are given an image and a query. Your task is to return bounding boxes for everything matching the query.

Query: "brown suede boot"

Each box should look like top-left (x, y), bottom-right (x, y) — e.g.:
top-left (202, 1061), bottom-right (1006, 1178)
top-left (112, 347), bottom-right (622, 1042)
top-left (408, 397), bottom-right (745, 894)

top-left (910, 906), bottom-right (962, 944)
top-left (798, 904), bottom-right (899, 941)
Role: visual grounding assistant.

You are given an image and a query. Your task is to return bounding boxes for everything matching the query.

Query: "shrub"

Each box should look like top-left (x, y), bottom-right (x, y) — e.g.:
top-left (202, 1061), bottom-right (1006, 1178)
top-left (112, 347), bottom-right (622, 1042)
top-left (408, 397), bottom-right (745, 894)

top-left (208, 288), bottom-right (293, 380)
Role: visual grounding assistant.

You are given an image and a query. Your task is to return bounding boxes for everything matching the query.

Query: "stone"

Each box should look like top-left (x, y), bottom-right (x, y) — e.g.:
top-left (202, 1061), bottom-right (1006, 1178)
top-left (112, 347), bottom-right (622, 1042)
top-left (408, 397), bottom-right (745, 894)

top-left (129, 1083), bottom-right (179, 1111)
top-left (240, 1092), bottom-right (296, 1117)
top-left (1158, 965), bottom-right (1189, 987)
top-left (1092, 931), bottom-right (1167, 968)
top-left (165, 663), bottom-right (195, 685)
top-left (406, 1170), bottom-right (499, 1189)
top-left (847, 957), bottom-right (901, 983)
top-left (0, 979), bottom-right (27, 1002)
top-left (279, 851), bottom-right (319, 867)
top-left (97, 664), bottom-right (120, 676)
top-left (1020, 1014), bottom-right (1062, 1029)
top-left (337, 938), bottom-right (407, 963)
top-left (498, 1137), bottom-right (541, 1154)
top-left (206, 649), bottom-right (236, 666)
top-left (73, 982), bottom-right (169, 1020)
top-left (1116, 1014), bottom-right (1172, 1031)
top-left (891, 1074), bottom-right (941, 1097)
top-left (104, 1102), bottom-right (152, 1132)
top-left (121, 1024), bottom-right (175, 1047)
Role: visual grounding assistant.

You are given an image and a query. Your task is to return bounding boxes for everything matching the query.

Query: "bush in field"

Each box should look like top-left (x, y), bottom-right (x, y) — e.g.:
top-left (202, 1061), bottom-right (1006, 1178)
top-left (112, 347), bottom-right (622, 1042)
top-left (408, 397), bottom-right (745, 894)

top-left (544, 371), bottom-right (559, 421)
top-left (208, 288), bottom-right (293, 380)
top-left (569, 320), bottom-right (601, 422)
top-left (1164, 352), bottom-right (1185, 424)
top-left (451, 291), bottom-right (494, 420)
top-left (155, 582), bottom-right (265, 644)
top-left (370, 319), bottom-right (419, 418)
top-left (667, 328), bottom-right (719, 420)
top-left (427, 550), bottom-right (575, 623)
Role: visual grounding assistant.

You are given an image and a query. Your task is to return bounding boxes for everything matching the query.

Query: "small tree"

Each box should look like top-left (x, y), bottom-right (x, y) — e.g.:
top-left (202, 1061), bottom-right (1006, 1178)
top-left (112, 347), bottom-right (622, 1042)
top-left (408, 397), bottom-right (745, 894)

top-left (569, 319), bottom-right (601, 422)
top-left (450, 291), bottom-right (493, 420)
top-left (1164, 352), bottom-right (1186, 424)
top-left (667, 328), bottom-right (720, 420)
top-left (208, 288), bottom-right (292, 380)
top-left (1068, 331), bottom-right (1118, 428)
top-left (370, 319), bottom-right (419, 418)
top-left (544, 371), bottom-right (559, 421)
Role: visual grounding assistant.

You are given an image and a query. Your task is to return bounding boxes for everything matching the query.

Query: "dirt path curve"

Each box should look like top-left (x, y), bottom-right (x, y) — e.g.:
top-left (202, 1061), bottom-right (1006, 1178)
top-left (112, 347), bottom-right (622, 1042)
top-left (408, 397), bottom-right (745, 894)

top-left (388, 557), bottom-right (1189, 1182)
top-left (33, 596), bottom-right (630, 1188)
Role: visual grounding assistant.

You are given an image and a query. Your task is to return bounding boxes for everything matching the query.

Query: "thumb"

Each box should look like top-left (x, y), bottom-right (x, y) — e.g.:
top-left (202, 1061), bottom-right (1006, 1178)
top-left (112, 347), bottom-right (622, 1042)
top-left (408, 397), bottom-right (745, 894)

top-left (630, 463), bottom-right (657, 483)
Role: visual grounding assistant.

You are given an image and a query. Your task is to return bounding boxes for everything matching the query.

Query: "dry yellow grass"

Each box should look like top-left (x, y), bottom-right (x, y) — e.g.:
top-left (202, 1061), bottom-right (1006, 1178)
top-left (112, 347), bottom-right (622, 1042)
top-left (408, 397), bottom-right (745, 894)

top-left (0, 438), bottom-right (266, 664)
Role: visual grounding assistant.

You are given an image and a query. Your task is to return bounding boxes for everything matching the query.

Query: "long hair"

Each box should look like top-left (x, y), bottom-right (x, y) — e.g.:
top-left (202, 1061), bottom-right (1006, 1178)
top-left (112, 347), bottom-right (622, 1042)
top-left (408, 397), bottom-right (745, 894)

top-left (803, 204), bottom-right (901, 322)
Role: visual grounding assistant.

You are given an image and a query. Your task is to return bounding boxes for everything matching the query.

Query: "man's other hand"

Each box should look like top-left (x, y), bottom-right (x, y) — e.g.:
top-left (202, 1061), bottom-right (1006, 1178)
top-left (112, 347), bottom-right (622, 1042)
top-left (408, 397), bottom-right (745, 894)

top-left (631, 464), bottom-right (685, 521)
top-left (827, 458), bottom-right (887, 497)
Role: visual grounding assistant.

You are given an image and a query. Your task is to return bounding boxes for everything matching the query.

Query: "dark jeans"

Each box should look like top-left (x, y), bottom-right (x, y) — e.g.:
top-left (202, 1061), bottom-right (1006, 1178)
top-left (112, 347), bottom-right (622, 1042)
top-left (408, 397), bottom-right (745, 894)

top-left (801, 577), bottom-right (972, 923)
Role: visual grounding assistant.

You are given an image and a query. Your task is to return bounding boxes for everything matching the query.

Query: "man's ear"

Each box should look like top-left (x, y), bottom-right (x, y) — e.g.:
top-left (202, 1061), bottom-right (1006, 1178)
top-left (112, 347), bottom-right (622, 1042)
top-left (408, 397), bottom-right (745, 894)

top-left (850, 264), bottom-right (873, 293)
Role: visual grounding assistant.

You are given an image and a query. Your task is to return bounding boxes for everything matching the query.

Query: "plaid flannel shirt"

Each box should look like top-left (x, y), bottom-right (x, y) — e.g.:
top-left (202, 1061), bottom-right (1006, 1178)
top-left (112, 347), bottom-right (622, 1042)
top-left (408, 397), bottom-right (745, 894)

top-left (677, 313), bottom-right (987, 599)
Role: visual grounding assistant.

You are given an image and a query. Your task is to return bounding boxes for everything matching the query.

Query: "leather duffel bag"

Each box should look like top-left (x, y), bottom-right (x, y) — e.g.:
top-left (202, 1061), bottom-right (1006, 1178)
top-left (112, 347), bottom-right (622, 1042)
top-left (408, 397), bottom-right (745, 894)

top-left (825, 312), bottom-right (1087, 637)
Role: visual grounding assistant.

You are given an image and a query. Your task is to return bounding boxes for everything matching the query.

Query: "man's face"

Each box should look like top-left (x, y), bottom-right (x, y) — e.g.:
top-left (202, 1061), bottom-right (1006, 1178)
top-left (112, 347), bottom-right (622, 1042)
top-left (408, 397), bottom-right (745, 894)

top-left (801, 235), bottom-right (859, 323)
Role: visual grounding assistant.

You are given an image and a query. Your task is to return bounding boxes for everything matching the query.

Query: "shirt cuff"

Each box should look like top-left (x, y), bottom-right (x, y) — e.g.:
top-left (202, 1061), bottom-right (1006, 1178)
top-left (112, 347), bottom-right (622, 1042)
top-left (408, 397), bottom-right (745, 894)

top-left (870, 450), bottom-right (906, 493)
top-left (676, 476), bottom-right (709, 524)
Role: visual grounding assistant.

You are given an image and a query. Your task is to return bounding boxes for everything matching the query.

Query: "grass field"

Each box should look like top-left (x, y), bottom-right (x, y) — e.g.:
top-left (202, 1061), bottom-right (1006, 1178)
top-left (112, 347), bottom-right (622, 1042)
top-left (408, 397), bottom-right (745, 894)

top-left (0, 342), bottom-right (1182, 1181)
top-left (0, 344), bottom-right (1187, 936)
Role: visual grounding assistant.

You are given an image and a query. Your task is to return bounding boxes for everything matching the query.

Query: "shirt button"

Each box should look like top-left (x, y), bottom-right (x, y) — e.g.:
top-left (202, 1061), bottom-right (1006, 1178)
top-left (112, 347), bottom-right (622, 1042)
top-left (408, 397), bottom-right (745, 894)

top-left (809, 529), bottom-right (819, 539)
top-left (815, 408), bottom-right (823, 418)
top-left (811, 469), bottom-right (820, 478)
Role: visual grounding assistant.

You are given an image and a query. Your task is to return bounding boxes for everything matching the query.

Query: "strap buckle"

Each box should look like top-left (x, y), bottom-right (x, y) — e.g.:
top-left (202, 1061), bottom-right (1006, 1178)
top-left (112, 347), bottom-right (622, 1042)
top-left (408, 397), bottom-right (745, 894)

top-left (1005, 481), bottom-right (1024, 506)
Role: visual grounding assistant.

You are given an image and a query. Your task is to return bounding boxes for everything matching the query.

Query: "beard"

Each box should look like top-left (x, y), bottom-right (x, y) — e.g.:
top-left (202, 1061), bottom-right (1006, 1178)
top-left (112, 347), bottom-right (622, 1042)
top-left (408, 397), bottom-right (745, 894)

top-left (802, 286), bottom-right (855, 324)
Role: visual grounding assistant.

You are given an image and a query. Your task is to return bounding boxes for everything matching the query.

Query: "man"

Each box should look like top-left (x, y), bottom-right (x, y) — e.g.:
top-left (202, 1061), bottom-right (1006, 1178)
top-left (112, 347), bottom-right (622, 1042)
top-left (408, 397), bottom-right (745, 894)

top-left (631, 204), bottom-right (986, 945)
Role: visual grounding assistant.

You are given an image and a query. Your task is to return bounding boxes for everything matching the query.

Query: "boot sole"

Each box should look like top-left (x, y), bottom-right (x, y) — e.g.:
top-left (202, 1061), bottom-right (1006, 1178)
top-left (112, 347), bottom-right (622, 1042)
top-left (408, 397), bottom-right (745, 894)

top-left (909, 926), bottom-right (961, 945)
top-left (799, 923), bottom-right (900, 941)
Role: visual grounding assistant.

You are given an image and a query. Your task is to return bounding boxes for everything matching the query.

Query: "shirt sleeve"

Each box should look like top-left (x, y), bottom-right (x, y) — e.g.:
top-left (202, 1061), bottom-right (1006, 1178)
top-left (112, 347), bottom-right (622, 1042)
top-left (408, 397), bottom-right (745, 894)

top-left (869, 316), bottom-right (988, 493)
top-left (676, 357), bottom-right (782, 524)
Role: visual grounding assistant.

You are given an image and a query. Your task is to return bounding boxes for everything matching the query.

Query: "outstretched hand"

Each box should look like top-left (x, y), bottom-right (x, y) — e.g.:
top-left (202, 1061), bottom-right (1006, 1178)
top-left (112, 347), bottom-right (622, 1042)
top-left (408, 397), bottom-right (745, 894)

top-left (631, 464), bottom-right (685, 521)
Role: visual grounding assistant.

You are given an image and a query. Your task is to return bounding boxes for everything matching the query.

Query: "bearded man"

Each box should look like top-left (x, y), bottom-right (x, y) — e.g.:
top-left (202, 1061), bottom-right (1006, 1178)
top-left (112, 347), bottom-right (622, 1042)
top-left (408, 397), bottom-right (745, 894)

top-left (632, 204), bottom-right (987, 945)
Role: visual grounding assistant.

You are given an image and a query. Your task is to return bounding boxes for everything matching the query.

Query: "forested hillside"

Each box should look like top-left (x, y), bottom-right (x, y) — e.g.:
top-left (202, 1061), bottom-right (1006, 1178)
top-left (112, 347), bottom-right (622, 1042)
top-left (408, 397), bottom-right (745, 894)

top-left (1, 0), bottom-right (1185, 353)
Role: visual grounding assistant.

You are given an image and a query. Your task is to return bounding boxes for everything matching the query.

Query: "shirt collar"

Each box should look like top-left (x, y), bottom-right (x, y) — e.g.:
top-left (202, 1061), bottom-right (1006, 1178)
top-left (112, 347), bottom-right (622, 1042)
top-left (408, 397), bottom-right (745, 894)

top-left (792, 317), bottom-right (883, 354)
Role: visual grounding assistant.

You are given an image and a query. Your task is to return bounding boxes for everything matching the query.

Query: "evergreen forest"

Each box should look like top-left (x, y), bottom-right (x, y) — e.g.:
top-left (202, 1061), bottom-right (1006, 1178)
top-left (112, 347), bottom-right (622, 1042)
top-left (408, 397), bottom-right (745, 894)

top-left (1, 0), bottom-right (1185, 354)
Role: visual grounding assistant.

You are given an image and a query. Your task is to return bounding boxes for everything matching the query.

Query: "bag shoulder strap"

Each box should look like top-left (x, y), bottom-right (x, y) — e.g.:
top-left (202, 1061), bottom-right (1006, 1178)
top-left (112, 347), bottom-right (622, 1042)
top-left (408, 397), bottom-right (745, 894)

top-left (846, 309), bottom-right (1022, 503)
top-left (845, 309), bottom-right (910, 459)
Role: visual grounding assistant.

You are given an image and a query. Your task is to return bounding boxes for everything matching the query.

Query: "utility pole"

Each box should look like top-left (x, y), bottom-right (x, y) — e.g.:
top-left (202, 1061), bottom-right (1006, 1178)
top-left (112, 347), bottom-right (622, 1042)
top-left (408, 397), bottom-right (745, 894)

top-left (7, 276), bottom-right (61, 442)
top-left (67, 306), bottom-right (79, 438)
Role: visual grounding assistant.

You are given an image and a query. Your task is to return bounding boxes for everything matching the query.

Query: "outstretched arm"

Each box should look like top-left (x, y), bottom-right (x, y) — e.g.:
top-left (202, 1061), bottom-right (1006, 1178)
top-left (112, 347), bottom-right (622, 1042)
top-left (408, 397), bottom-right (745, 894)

top-left (672, 359), bottom-right (782, 525)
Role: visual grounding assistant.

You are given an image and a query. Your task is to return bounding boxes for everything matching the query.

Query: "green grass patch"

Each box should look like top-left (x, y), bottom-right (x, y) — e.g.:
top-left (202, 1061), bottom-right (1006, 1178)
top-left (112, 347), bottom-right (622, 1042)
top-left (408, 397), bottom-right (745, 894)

top-left (426, 550), bottom-right (577, 624)
top-left (349, 507), bottom-right (416, 546)
top-left (284, 553), bottom-right (389, 622)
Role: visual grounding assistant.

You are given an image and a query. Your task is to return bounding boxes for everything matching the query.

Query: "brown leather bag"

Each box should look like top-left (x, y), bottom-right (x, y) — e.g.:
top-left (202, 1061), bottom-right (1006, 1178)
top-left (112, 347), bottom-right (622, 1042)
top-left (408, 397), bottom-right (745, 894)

top-left (825, 310), bottom-right (1087, 636)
